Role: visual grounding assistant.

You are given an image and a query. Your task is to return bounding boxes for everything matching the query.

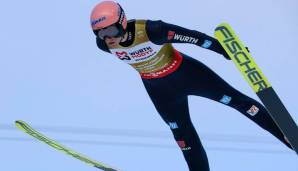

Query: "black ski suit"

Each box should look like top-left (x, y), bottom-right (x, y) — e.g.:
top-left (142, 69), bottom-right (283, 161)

top-left (95, 19), bottom-right (292, 171)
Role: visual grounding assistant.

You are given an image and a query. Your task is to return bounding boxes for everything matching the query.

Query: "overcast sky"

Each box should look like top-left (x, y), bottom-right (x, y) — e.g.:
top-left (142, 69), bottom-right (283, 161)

top-left (1, 0), bottom-right (297, 170)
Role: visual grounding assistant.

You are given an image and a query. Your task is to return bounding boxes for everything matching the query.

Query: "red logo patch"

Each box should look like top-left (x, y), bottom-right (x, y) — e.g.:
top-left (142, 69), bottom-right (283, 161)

top-left (177, 140), bottom-right (186, 148)
top-left (168, 31), bottom-right (175, 40)
top-left (176, 140), bottom-right (191, 151)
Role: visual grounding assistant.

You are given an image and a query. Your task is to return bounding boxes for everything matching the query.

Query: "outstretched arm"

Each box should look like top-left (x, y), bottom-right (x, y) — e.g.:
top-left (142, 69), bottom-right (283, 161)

top-left (145, 20), bottom-right (230, 60)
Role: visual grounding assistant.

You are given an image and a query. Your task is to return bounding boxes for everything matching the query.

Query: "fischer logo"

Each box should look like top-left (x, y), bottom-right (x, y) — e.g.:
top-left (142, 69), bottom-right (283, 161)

top-left (173, 34), bottom-right (199, 44)
top-left (115, 51), bottom-right (131, 60)
top-left (91, 17), bottom-right (106, 27)
top-left (215, 26), bottom-right (269, 92)
top-left (129, 47), bottom-right (154, 58)
top-left (168, 31), bottom-right (175, 40)
top-left (177, 140), bottom-right (191, 151)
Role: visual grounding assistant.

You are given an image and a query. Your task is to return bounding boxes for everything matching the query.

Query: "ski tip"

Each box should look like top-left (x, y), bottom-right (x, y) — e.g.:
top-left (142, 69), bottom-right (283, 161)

top-left (15, 120), bottom-right (21, 128)
top-left (215, 22), bottom-right (231, 29)
top-left (15, 120), bottom-right (27, 130)
top-left (15, 120), bottom-right (23, 125)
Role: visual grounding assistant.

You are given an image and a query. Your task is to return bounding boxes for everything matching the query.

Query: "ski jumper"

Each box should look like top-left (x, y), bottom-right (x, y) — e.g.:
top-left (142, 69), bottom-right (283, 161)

top-left (96, 20), bottom-right (292, 171)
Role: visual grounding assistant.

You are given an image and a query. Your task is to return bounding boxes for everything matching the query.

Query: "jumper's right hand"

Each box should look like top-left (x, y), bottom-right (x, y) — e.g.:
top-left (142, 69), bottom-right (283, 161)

top-left (223, 46), bottom-right (250, 60)
top-left (222, 51), bottom-right (231, 60)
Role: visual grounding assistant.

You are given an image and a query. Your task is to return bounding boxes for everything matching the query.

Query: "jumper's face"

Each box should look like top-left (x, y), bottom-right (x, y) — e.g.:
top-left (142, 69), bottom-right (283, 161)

top-left (104, 36), bottom-right (122, 47)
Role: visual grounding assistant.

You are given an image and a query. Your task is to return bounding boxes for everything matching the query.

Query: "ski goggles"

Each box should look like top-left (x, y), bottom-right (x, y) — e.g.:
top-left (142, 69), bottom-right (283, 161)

top-left (96, 24), bottom-right (124, 40)
top-left (95, 5), bottom-right (126, 40)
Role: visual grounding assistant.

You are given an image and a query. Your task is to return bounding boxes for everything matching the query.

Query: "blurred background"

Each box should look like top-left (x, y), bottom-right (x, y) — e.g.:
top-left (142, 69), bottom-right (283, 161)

top-left (0, 0), bottom-right (297, 170)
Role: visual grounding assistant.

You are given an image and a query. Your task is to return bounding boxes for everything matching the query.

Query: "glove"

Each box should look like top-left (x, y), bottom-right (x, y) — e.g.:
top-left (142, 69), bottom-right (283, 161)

top-left (222, 46), bottom-right (250, 60)
top-left (222, 50), bottom-right (231, 60)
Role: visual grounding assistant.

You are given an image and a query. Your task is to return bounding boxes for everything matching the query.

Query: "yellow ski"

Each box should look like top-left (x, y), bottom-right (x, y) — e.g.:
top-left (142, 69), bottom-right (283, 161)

top-left (15, 120), bottom-right (119, 171)
top-left (215, 23), bottom-right (298, 155)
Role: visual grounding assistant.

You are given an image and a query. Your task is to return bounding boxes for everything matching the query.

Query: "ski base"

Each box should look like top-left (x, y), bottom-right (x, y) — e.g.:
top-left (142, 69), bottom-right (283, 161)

top-left (15, 120), bottom-right (119, 171)
top-left (214, 23), bottom-right (298, 155)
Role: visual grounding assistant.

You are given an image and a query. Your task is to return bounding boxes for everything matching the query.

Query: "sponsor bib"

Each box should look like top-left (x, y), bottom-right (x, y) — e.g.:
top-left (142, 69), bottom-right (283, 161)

top-left (110, 42), bottom-right (162, 65)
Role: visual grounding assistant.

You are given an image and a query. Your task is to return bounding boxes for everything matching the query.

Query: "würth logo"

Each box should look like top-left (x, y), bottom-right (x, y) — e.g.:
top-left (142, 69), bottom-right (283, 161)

top-left (173, 34), bottom-right (199, 44)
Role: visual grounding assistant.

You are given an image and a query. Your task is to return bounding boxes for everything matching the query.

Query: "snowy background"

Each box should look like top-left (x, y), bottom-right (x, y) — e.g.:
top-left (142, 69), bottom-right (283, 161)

top-left (1, 0), bottom-right (297, 170)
